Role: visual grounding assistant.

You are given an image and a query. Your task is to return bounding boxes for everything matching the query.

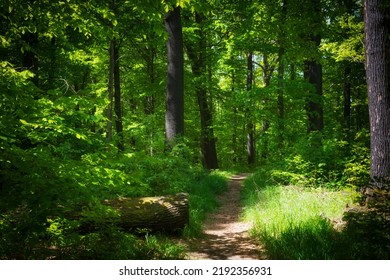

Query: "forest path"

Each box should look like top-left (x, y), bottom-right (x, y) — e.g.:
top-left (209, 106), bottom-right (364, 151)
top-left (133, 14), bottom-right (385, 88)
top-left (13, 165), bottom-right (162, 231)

top-left (185, 173), bottom-right (267, 260)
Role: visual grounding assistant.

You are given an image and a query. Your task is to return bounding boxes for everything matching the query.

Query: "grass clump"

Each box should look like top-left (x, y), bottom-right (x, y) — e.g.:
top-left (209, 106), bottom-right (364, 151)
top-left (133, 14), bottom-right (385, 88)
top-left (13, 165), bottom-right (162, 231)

top-left (183, 170), bottom-right (228, 237)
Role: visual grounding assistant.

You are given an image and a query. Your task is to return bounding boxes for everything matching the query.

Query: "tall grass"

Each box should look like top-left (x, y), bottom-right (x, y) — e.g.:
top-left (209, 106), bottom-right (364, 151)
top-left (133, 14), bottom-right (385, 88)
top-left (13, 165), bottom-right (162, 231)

top-left (183, 170), bottom-right (229, 237)
top-left (242, 172), bottom-right (359, 259)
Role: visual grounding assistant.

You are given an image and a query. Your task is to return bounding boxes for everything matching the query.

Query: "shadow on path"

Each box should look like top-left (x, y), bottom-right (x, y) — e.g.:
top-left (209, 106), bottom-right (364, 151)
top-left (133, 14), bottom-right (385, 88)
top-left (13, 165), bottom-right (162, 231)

top-left (186, 173), bottom-right (266, 260)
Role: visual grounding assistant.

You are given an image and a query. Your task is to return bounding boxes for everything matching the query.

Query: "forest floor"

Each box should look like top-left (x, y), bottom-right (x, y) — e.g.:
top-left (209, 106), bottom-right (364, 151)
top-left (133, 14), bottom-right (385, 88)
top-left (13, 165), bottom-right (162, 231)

top-left (185, 174), bottom-right (267, 260)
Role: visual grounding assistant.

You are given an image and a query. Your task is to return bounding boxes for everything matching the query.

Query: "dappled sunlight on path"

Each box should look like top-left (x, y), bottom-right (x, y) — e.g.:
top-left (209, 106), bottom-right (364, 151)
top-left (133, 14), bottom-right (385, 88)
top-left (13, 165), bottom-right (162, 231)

top-left (186, 173), bottom-right (267, 260)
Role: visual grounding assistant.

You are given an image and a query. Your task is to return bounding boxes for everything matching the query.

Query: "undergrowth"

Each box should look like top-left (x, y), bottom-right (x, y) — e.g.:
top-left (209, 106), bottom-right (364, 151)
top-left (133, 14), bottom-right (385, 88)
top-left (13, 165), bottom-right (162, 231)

top-left (243, 169), bottom-right (390, 259)
top-left (0, 145), bottom-right (228, 259)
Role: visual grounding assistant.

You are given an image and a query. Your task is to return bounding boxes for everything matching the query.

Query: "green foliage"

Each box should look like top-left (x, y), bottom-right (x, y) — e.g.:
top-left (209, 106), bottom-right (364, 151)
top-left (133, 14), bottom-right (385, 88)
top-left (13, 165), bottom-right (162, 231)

top-left (0, 0), bottom-right (380, 260)
top-left (259, 128), bottom-right (370, 191)
top-left (0, 136), bottom-right (227, 259)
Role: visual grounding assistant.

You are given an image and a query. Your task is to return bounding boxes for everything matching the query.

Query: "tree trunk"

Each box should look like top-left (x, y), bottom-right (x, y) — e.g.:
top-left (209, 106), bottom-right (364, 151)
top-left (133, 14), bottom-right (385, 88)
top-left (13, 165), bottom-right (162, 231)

top-left (303, 0), bottom-right (324, 135)
top-left (363, 0), bottom-right (390, 201)
top-left (144, 45), bottom-right (156, 116)
top-left (79, 193), bottom-right (189, 233)
top-left (144, 44), bottom-right (156, 155)
top-left (113, 38), bottom-right (124, 151)
top-left (342, 0), bottom-right (356, 136)
top-left (231, 71), bottom-right (238, 163)
top-left (246, 52), bottom-right (255, 166)
top-left (277, 0), bottom-right (287, 149)
top-left (277, 47), bottom-right (285, 149)
top-left (186, 12), bottom-right (219, 170)
top-left (343, 62), bottom-right (352, 135)
top-left (165, 6), bottom-right (184, 145)
top-left (106, 39), bottom-right (115, 146)
top-left (198, 89), bottom-right (219, 170)
top-left (260, 53), bottom-right (273, 159)
top-left (304, 56), bottom-right (324, 133)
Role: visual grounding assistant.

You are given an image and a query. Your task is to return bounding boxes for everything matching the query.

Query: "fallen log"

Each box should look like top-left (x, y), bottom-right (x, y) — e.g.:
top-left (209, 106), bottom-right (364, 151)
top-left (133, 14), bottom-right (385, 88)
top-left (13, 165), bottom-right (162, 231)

top-left (100, 192), bottom-right (189, 233)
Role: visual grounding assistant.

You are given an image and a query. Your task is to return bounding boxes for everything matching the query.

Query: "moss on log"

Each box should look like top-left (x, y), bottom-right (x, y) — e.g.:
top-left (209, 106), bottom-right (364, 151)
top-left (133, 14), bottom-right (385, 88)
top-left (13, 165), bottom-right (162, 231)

top-left (101, 193), bottom-right (189, 233)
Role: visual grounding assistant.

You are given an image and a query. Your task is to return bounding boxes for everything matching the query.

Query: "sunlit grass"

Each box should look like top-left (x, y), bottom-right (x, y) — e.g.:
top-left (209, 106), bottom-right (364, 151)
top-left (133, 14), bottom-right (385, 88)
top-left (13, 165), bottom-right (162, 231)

top-left (244, 185), bottom-right (356, 237)
top-left (242, 174), bottom-right (359, 259)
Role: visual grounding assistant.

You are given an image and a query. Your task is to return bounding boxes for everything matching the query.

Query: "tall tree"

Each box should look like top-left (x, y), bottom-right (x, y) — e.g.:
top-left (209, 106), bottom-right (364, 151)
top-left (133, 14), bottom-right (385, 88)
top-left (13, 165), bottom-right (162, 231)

top-left (186, 11), bottom-right (219, 169)
top-left (111, 0), bottom-right (124, 151)
top-left (277, 0), bottom-right (287, 149)
top-left (259, 53), bottom-right (275, 160)
top-left (343, 62), bottom-right (352, 133)
top-left (164, 6), bottom-right (184, 145)
top-left (113, 38), bottom-right (124, 151)
top-left (246, 52), bottom-right (255, 165)
top-left (363, 0), bottom-right (390, 199)
top-left (107, 38), bottom-right (115, 146)
top-left (303, 0), bottom-right (324, 134)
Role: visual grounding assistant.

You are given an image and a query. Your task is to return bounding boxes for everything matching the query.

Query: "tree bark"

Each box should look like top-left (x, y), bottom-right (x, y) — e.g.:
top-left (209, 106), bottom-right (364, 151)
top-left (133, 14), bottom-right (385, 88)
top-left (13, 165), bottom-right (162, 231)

top-left (303, 0), bottom-right (324, 135)
top-left (113, 38), bottom-right (124, 151)
top-left (231, 71), bottom-right (238, 163)
top-left (144, 44), bottom-right (156, 116)
top-left (277, 47), bottom-right (285, 149)
top-left (277, 0), bottom-right (287, 149)
top-left (304, 55), bottom-right (324, 133)
top-left (143, 43), bottom-right (157, 155)
top-left (165, 6), bottom-right (184, 145)
top-left (259, 53), bottom-right (274, 159)
top-left (343, 62), bottom-right (352, 135)
top-left (106, 39), bottom-right (115, 146)
top-left (79, 193), bottom-right (189, 233)
top-left (186, 12), bottom-right (219, 170)
top-left (363, 0), bottom-right (390, 200)
top-left (246, 52), bottom-right (255, 166)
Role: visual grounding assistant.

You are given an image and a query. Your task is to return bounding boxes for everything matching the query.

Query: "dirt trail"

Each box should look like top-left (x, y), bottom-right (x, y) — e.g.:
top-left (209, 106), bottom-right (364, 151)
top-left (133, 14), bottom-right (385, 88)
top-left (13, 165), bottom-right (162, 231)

top-left (186, 174), bottom-right (266, 260)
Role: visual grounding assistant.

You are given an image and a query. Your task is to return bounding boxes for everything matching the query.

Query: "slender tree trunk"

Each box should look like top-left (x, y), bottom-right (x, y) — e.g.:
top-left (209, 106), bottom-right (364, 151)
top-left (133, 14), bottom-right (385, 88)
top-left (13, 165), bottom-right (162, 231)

top-left (113, 38), bottom-right (124, 151)
top-left (231, 71), bottom-right (238, 163)
top-left (303, 0), bottom-right (323, 135)
top-left (260, 53), bottom-right (273, 159)
top-left (197, 87), bottom-right (219, 169)
top-left (186, 12), bottom-right (218, 169)
top-left (106, 39), bottom-right (115, 146)
top-left (164, 6), bottom-right (184, 145)
top-left (129, 95), bottom-right (137, 147)
top-left (144, 45), bottom-right (156, 155)
top-left (363, 0), bottom-right (390, 200)
top-left (342, 0), bottom-right (356, 136)
top-left (343, 62), bottom-right (352, 135)
top-left (277, 48), bottom-right (285, 149)
top-left (304, 54), bottom-right (324, 133)
top-left (106, 0), bottom-right (116, 148)
top-left (144, 46), bottom-right (156, 116)
top-left (246, 52), bottom-right (255, 166)
top-left (277, 0), bottom-right (287, 149)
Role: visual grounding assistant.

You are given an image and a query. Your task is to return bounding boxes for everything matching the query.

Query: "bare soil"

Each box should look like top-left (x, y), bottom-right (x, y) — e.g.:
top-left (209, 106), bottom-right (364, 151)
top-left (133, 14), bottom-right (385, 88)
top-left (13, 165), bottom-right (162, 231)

top-left (185, 174), bottom-right (267, 260)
